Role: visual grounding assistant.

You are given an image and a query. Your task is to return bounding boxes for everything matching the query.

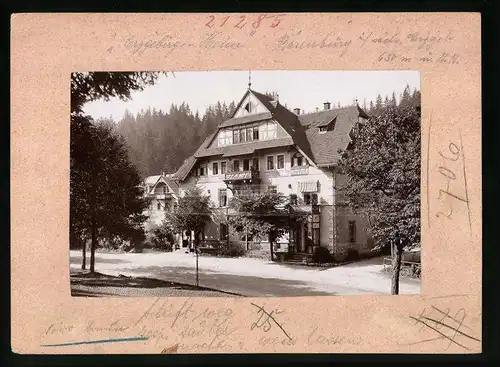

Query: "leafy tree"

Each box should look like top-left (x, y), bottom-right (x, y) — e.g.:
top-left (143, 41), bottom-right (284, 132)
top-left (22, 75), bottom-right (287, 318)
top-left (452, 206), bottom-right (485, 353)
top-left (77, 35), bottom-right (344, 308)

top-left (164, 186), bottom-right (213, 286)
top-left (228, 215), bottom-right (269, 251)
top-left (227, 191), bottom-right (306, 261)
top-left (165, 186), bottom-right (213, 248)
top-left (70, 116), bottom-right (149, 272)
top-left (151, 222), bottom-right (176, 251)
top-left (337, 105), bottom-right (421, 294)
top-left (71, 72), bottom-right (162, 114)
top-left (71, 72), bottom-right (163, 271)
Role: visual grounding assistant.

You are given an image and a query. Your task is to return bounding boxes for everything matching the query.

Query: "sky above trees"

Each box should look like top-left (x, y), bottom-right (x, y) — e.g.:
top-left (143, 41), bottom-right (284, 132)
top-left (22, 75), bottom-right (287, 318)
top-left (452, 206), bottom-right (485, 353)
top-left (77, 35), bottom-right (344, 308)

top-left (83, 70), bottom-right (420, 120)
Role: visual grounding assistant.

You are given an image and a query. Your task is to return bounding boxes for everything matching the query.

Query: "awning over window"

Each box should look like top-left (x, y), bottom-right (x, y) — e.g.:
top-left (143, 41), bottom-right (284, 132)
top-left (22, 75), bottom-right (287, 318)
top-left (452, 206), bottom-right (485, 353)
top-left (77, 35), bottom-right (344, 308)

top-left (298, 181), bottom-right (318, 193)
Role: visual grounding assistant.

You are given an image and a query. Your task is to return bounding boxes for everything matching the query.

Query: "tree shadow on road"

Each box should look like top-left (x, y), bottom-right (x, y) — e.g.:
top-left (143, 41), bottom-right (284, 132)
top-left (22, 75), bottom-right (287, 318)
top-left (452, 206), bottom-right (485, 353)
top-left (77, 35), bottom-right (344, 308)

top-left (71, 271), bottom-right (198, 289)
top-left (70, 271), bottom-right (243, 297)
top-left (70, 255), bottom-right (131, 265)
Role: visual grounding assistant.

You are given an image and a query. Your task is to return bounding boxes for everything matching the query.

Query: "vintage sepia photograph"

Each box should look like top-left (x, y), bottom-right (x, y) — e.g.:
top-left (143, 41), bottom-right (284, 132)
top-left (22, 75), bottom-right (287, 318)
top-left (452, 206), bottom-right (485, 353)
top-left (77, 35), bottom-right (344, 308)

top-left (70, 70), bottom-right (421, 297)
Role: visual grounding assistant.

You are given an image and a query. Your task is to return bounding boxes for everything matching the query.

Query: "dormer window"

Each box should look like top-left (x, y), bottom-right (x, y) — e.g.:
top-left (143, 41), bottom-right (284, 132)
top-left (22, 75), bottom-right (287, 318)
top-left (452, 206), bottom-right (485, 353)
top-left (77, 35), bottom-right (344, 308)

top-left (291, 152), bottom-right (307, 167)
top-left (319, 126), bottom-right (328, 133)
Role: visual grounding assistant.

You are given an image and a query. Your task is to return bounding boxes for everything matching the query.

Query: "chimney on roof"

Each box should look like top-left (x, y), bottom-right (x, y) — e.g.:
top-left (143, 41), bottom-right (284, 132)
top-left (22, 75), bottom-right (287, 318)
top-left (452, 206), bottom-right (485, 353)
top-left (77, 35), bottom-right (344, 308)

top-left (293, 108), bottom-right (301, 115)
top-left (323, 101), bottom-right (331, 110)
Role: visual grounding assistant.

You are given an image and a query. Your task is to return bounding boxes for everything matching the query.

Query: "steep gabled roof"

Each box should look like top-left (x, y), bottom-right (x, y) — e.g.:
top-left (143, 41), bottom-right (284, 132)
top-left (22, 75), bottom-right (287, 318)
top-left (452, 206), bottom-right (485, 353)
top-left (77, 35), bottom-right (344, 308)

top-left (250, 90), bottom-right (315, 163)
top-left (143, 175), bottom-right (161, 186)
top-left (171, 89), bottom-right (369, 180)
top-left (171, 156), bottom-right (197, 182)
top-left (143, 173), bottom-right (179, 195)
top-left (301, 105), bottom-right (369, 166)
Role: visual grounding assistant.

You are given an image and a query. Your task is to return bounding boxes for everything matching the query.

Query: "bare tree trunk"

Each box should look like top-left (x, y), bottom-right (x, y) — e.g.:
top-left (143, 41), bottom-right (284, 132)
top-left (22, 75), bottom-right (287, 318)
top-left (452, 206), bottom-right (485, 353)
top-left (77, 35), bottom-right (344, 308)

top-left (245, 233), bottom-right (249, 251)
top-left (195, 234), bottom-right (199, 288)
top-left (90, 218), bottom-right (97, 273)
top-left (269, 231), bottom-right (274, 261)
top-left (81, 238), bottom-right (86, 270)
top-left (391, 239), bottom-right (403, 295)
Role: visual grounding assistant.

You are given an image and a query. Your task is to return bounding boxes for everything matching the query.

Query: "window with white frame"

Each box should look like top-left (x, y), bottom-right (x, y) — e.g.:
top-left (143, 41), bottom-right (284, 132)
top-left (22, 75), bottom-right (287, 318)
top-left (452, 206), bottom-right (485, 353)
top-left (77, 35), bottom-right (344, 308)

top-left (243, 159), bottom-right (250, 171)
top-left (239, 127), bottom-right (246, 143)
top-left (268, 185), bottom-right (277, 194)
top-left (252, 158), bottom-right (259, 171)
top-left (218, 189), bottom-right (227, 207)
top-left (233, 129), bottom-right (240, 144)
top-left (277, 154), bottom-right (285, 169)
top-left (259, 121), bottom-right (277, 140)
top-left (212, 162), bottom-right (218, 175)
top-left (291, 152), bottom-right (307, 167)
top-left (220, 121), bottom-right (279, 147)
top-left (266, 155), bottom-right (275, 170)
top-left (220, 161), bottom-right (227, 174)
top-left (233, 159), bottom-right (240, 172)
top-left (218, 129), bottom-right (232, 146)
top-left (198, 164), bottom-right (207, 176)
top-left (253, 126), bottom-right (259, 140)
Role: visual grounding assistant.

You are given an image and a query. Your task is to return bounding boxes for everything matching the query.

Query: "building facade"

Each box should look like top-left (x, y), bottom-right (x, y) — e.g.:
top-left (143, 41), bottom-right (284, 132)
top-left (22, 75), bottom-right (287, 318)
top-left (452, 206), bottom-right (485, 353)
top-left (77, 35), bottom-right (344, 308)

top-left (166, 87), bottom-right (374, 256)
top-left (140, 174), bottom-right (179, 233)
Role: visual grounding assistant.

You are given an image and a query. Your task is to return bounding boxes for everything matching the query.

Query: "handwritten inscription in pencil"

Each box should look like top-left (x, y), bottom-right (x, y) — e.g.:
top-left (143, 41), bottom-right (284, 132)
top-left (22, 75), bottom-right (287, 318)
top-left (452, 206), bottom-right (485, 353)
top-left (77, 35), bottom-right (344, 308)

top-left (274, 29), bottom-right (458, 64)
top-left (409, 306), bottom-right (480, 351)
top-left (116, 14), bottom-right (461, 67)
top-left (434, 132), bottom-right (472, 231)
top-left (133, 298), bottom-right (238, 352)
top-left (250, 302), bottom-right (292, 341)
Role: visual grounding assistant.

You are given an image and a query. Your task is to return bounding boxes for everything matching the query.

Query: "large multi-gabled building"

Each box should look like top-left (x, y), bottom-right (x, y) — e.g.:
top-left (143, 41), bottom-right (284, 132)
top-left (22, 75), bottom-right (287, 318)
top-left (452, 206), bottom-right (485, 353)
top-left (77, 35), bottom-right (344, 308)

top-left (168, 86), bottom-right (374, 256)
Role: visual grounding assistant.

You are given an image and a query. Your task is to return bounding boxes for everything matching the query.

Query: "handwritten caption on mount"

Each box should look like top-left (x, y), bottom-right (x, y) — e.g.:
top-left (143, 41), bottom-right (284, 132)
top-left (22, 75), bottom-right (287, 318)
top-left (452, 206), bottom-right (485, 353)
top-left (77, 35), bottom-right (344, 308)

top-left (276, 29), bottom-right (458, 64)
top-left (117, 13), bottom-right (460, 66)
top-left (408, 305), bottom-right (481, 351)
top-left (40, 299), bottom-right (362, 352)
top-left (427, 113), bottom-right (472, 232)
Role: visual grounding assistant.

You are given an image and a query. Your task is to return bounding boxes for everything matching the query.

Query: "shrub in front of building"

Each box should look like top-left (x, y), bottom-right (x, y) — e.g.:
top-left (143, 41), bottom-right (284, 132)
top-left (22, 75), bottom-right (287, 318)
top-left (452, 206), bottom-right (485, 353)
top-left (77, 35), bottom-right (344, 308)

top-left (311, 246), bottom-right (335, 264)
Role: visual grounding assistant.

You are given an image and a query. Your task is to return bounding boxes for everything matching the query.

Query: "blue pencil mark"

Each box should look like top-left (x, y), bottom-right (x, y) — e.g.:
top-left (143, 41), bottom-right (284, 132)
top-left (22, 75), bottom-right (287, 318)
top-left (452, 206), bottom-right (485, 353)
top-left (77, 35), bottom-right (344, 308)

top-left (40, 336), bottom-right (148, 347)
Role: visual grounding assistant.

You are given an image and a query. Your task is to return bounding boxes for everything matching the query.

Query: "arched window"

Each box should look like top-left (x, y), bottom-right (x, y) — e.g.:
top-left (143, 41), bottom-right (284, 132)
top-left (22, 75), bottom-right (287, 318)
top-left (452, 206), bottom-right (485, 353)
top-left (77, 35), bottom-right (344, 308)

top-left (291, 152), bottom-right (307, 167)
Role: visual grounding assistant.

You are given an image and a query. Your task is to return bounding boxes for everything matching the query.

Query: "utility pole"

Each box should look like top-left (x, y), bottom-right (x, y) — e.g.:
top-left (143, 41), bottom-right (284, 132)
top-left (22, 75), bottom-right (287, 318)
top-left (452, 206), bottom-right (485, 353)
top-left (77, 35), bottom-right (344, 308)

top-left (195, 239), bottom-right (199, 287)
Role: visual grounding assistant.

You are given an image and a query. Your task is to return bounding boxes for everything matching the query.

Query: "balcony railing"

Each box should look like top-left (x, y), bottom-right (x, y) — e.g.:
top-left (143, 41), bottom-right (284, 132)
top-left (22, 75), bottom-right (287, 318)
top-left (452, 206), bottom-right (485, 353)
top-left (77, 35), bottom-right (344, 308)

top-left (224, 169), bottom-right (260, 181)
top-left (149, 192), bottom-right (173, 199)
